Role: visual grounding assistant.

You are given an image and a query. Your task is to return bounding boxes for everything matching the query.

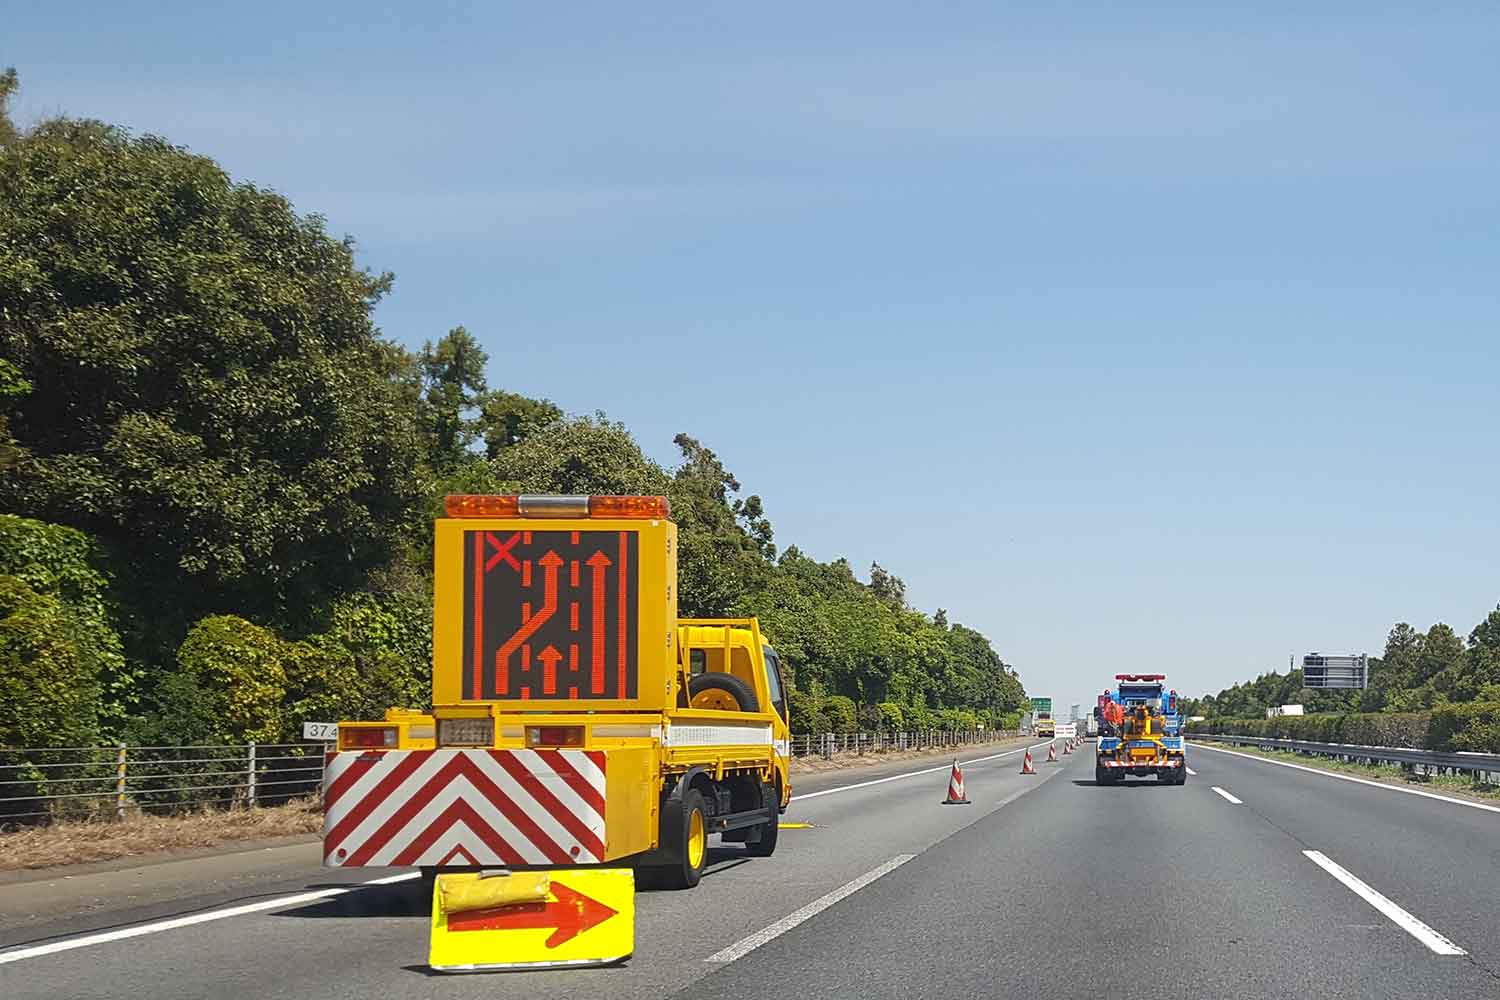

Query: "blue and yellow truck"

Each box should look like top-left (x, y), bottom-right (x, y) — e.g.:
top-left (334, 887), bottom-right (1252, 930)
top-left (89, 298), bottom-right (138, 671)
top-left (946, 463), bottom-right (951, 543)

top-left (1094, 674), bottom-right (1186, 785)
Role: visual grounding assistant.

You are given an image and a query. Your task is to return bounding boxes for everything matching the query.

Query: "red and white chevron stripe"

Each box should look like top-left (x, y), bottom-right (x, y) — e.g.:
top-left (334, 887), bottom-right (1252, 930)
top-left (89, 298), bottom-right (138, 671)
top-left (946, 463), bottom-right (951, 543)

top-left (1101, 758), bottom-right (1183, 768)
top-left (322, 749), bottom-right (606, 868)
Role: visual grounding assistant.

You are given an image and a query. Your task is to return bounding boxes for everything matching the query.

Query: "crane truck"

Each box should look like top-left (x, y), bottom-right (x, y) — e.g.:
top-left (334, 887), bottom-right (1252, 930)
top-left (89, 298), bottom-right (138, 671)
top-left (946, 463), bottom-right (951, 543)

top-left (322, 494), bottom-right (792, 890)
top-left (1094, 673), bottom-right (1186, 785)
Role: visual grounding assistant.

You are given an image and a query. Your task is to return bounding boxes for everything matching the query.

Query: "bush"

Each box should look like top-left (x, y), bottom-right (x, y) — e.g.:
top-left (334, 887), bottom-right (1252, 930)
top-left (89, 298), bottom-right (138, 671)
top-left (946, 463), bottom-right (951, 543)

top-left (175, 616), bottom-right (287, 743)
top-left (1428, 701), bottom-right (1500, 753)
top-left (822, 695), bottom-right (858, 734)
top-left (0, 576), bottom-right (101, 748)
top-left (0, 516), bottom-right (132, 729)
top-left (876, 701), bottom-right (905, 731)
top-left (1190, 704), bottom-right (1500, 754)
top-left (788, 689), bottom-right (823, 734)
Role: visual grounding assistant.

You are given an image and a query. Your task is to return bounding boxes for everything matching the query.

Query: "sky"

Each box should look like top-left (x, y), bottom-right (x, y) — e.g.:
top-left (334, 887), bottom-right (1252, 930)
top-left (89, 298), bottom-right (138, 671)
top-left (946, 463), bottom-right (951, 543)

top-left (6, 2), bottom-right (1498, 712)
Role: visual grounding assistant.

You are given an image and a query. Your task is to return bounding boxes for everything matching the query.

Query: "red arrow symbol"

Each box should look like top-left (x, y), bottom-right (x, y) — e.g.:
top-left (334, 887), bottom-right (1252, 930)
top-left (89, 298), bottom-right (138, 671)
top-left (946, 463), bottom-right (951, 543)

top-left (585, 551), bottom-right (612, 694)
top-left (494, 551), bottom-right (563, 696)
top-left (538, 644), bottom-right (562, 695)
top-left (446, 881), bottom-right (619, 948)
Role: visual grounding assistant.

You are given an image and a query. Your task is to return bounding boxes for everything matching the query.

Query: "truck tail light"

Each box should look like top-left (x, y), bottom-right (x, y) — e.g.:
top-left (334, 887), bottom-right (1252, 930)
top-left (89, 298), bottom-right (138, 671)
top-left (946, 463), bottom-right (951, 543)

top-left (342, 727), bottom-right (398, 749)
top-left (444, 495), bottom-right (670, 520)
top-left (526, 726), bottom-right (585, 748)
top-left (438, 717), bottom-right (495, 747)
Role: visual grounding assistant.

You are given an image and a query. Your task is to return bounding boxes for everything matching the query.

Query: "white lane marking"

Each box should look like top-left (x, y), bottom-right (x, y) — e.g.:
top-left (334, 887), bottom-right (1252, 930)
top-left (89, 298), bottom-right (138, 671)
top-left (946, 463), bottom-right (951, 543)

top-left (1211, 786), bottom-right (1242, 804)
top-left (705, 854), bottom-right (916, 963)
top-left (0, 871), bottom-right (420, 965)
top-left (793, 743), bottom-right (1051, 801)
top-left (1185, 767), bottom-right (1197, 776)
top-left (1192, 743), bottom-right (1500, 815)
top-left (1302, 850), bottom-right (1466, 956)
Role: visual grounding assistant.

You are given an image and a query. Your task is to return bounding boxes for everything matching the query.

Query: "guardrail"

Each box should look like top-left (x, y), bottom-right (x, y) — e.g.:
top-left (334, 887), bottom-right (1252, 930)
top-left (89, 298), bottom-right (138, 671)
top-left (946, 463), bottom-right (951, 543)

top-left (789, 729), bottom-right (1019, 759)
top-left (0, 742), bottom-right (329, 826)
top-left (1190, 733), bottom-right (1500, 782)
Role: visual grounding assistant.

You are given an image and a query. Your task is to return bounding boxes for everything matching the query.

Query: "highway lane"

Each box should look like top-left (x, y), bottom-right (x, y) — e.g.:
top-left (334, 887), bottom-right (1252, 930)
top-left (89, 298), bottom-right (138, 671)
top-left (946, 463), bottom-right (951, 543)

top-left (692, 743), bottom-right (1500, 1000)
top-left (1187, 743), bottom-right (1500, 973)
top-left (0, 739), bottom-right (1059, 1000)
top-left (5, 738), bottom-right (1495, 999)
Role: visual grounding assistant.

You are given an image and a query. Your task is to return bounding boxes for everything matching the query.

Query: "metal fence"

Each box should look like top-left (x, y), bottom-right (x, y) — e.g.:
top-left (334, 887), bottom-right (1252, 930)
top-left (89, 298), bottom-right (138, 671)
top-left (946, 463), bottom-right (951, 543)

top-left (2, 729), bottom-right (1024, 827)
top-left (1190, 732), bottom-right (1500, 783)
top-left (0, 742), bottom-right (330, 826)
top-left (789, 729), bottom-right (1018, 759)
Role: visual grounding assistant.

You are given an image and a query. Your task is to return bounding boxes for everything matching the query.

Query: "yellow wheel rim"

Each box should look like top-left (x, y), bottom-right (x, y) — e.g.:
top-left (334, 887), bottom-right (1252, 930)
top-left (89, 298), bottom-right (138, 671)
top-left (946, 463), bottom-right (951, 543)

top-left (691, 689), bottom-right (742, 712)
top-left (687, 809), bottom-right (706, 869)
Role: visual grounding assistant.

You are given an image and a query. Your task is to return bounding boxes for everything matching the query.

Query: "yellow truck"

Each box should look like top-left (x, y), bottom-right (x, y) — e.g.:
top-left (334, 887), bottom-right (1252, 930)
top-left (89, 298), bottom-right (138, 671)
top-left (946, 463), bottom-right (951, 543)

top-left (323, 494), bottom-right (791, 889)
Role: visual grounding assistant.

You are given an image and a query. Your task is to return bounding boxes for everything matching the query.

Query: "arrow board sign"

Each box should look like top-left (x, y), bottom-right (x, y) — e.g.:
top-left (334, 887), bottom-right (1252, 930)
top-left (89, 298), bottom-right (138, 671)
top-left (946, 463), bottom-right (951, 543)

top-left (429, 870), bottom-right (634, 971)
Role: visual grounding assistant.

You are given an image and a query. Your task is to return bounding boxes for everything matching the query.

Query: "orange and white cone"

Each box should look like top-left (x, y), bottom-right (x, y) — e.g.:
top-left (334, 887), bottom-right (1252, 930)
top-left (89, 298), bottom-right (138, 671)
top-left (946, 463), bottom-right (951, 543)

top-left (1063, 740), bottom-right (1073, 755)
top-left (1020, 748), bottom-right (1036, 774)
top-left (1046, 742), bottom-right (1058, 763)
top-left (942, 760), bottom-right (971, 805)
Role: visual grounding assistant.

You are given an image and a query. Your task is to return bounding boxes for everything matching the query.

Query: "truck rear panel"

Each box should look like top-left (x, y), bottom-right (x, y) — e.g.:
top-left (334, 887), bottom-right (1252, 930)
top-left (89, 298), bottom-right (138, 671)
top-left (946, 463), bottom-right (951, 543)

top-left (323, 746), bottom-right (657, 868)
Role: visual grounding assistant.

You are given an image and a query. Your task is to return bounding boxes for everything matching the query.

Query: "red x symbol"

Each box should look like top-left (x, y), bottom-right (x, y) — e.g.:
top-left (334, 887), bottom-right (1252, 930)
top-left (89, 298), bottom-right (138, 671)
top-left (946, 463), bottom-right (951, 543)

top-left (485, 531), bottom-right (522, 572)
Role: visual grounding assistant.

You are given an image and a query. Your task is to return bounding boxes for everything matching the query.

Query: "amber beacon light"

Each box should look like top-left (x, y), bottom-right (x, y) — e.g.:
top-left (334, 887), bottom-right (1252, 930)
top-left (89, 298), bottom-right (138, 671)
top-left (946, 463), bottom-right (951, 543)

top-left (444, 494), bottom-right (670, 519)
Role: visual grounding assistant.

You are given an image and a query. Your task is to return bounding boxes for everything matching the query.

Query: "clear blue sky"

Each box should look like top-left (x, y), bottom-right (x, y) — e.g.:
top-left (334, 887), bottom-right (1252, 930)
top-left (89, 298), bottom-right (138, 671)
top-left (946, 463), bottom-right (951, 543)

top-left (7, 2), bottom-right (1498, 711)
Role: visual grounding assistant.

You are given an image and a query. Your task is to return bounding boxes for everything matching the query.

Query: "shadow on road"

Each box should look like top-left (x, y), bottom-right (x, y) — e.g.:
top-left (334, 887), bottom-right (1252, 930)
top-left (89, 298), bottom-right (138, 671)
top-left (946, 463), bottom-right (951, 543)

top-left (277, 847), bottom-right (753, 917)
top-left (1070, 779), bottom-right (1178, 788)
top-left (277, 880), bottom-right (429, 919)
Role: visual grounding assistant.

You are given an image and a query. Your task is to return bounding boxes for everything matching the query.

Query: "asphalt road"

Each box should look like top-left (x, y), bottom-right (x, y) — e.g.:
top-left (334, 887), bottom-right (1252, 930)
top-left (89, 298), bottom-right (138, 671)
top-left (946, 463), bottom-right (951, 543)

top-left (3, 739), bottom-right (1497, 999)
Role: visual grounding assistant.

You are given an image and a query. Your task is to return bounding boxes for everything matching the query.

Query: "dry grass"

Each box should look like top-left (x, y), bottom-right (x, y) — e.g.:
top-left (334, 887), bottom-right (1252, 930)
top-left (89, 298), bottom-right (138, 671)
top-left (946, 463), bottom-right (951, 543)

top-left (0, 797), bottom-right (322, 873)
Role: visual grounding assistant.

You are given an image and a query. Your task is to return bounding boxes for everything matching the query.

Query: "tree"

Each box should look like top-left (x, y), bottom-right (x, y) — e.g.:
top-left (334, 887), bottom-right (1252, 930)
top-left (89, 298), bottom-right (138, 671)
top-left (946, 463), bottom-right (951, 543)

top-left (479, 390), bottom-right (562, 455)
top-left (418, 326), bottom-right (489, 470)
top-left (0, 114), bottom-right (428, 644)
top-left (0, 68), bottom-right (17, 147)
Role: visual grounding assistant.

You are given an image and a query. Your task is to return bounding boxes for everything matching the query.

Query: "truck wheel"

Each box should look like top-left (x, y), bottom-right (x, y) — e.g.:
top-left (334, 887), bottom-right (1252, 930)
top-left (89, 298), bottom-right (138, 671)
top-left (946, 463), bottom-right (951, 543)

top-left (1095, 765), bottom-right (1112, 786)
top-left (652, 788), bottom-right (709, 889)
top-left (744, 784), bottom-right (780, 858)
top-left (688, 673), bottom-right (760, 713)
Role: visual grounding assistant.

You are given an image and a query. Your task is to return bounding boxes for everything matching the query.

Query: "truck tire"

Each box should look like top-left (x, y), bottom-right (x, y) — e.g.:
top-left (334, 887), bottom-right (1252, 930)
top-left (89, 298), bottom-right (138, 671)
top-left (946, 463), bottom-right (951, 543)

top-left (743, 783), bottom-right (780, 858)
top-left (1095, 764), bottom-right (1113, 786)
top-left (650, 788), bottom-right (709, 890)
top-left (688, 673), bottom-right (760, 713)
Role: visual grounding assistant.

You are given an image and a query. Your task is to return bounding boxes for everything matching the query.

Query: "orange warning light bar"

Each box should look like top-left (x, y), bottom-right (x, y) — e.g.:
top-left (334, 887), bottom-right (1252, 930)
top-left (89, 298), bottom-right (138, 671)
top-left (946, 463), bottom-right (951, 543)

top-left (587, 495), bottom-right (671, 519)
top-left (444, 495), bottom-right (671, 520)
top-left (445, 494), bottom-right (521, 518)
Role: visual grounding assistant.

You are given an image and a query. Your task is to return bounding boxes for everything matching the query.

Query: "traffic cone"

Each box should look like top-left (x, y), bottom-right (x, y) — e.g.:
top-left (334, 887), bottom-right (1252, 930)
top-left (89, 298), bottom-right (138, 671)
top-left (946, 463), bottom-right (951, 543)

top-left (942, 760), bottom-right (971, 805)
top-left (1020, 748), bottom-right (1036, 774)
top-left (1062, 740), bottom-right (1072, 755)
top-left (1046, 742), bottom-right (1058, 763)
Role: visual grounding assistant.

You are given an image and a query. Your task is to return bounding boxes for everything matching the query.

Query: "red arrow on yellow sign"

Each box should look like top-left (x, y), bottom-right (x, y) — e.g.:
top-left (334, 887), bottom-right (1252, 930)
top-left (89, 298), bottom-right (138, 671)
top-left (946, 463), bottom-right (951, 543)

top-left (430, 869), bottom-right (635, 972)
top-left (447, 881), bottom-right (618, 948)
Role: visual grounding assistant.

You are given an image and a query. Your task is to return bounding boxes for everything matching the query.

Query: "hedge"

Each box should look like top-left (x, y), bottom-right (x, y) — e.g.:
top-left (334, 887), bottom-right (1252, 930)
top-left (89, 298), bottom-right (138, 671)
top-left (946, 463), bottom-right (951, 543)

top-left (1189, 702), bottom-right (1500, 754)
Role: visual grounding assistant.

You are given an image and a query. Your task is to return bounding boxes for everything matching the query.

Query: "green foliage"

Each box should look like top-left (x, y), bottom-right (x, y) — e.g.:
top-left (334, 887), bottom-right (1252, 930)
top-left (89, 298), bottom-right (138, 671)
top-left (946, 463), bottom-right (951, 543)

top-left (175, 616), bottom-right (287, 743)
top-left (876, 701), bottom-right (905, 731)
top-left (822, 695), bottom-right (858, 734)
top-left (1192, 702), bottom-right (1500, 754)
top-left (0, 576), bottom-right (101, 748)
top-left (0, 515), bottom-right (133, 729)
top-left (0, 115), bottom-right (428, 640)
top-left (0, 68), bottom-right (17, 147)
top-left (1194, 608), bottom-right (1500, 725)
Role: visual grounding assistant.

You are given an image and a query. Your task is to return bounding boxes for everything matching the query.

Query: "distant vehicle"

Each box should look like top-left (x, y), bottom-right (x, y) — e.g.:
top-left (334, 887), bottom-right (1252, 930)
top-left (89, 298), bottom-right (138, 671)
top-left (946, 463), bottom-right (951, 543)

top-left (1266, 704), bottom-right (1304, 718)
top-left (1035, 712), bottom-right (1055, 738)
top-left (1094, 674), bottom-right (1186, 785)
top-left (1085, 714), bottom-right (1099, 739)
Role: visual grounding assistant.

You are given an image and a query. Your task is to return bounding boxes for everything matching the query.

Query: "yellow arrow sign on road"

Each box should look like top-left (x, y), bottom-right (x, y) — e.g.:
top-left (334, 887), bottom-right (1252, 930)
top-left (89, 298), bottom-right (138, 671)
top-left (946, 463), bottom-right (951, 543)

top-left (429, 870), bottom-right (634, 972)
